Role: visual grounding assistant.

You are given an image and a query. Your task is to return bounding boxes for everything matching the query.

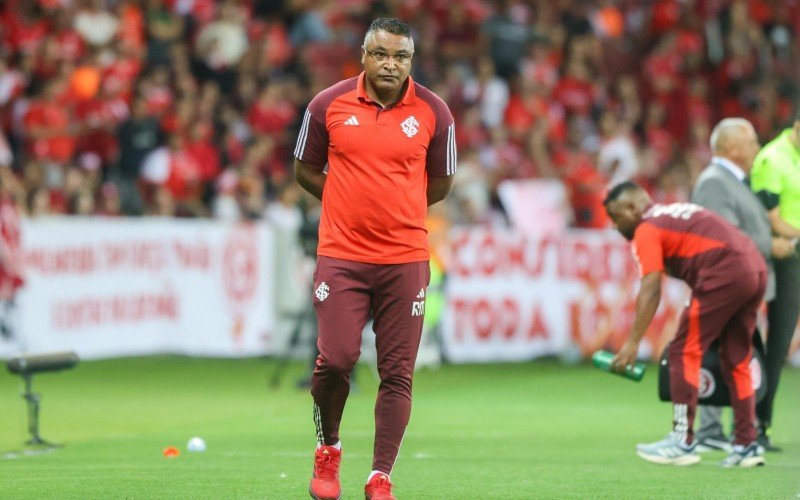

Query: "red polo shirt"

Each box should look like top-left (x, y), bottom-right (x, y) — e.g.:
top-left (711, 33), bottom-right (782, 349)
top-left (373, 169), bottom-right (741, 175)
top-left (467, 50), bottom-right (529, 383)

top-left (294, 72), bottom-right (456, 264)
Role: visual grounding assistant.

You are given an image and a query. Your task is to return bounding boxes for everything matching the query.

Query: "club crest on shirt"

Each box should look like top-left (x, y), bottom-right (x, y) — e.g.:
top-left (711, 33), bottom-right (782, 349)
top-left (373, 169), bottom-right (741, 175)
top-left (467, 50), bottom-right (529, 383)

top-left (400, 116), bottom-right (419, 138)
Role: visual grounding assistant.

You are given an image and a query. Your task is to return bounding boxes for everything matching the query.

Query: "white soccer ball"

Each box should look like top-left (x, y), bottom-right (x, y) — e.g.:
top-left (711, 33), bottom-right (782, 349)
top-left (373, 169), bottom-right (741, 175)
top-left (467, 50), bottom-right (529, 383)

top-left (187, 437), bottom-right (207, 452)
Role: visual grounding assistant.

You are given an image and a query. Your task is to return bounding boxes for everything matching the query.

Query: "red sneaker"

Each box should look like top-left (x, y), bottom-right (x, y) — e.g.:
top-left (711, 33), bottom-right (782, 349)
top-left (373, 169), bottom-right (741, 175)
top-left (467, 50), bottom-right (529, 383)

top-left (309, 446), bottom-right (341, 500)
top-left (364, 472), bottom-right (395, 500)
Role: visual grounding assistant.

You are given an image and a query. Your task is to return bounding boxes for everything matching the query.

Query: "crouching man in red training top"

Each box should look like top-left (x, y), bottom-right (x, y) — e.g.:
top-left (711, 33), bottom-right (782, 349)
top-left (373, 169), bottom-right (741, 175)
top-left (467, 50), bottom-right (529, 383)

top-left (604, 181), bottom-right (766, 468)
top-left (293, 17), bottom-right (456, 500)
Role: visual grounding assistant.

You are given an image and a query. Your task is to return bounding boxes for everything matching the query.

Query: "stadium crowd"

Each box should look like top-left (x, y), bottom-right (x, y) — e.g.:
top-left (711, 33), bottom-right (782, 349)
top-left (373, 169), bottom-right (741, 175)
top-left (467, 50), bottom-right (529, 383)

top-left (0, 0), bottom-right (799, 228)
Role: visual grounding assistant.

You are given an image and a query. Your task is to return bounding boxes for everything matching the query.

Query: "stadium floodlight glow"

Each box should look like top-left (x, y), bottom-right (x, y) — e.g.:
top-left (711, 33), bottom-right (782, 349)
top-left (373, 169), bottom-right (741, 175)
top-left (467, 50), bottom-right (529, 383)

top-left (6, 351), bottom-right (79, 446)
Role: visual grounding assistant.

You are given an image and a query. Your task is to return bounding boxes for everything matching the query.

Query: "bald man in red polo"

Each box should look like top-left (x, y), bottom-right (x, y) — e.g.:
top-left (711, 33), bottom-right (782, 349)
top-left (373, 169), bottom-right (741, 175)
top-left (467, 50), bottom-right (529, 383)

top-left (294, 18), bottom-right (456, 500)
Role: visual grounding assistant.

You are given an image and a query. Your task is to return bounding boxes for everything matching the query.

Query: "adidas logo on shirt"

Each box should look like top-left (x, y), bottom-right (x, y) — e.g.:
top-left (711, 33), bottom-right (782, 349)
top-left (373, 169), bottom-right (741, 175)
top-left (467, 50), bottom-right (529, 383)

top-left (416, 288), bottom-right (425, 299)
top-left (344, 115), bottom-right (359, 126)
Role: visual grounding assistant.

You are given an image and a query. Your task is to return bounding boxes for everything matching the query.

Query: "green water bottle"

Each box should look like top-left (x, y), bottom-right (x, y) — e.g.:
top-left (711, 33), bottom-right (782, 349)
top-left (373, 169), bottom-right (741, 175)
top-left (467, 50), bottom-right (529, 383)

top-left (592, 350), bottom-right (646, 382)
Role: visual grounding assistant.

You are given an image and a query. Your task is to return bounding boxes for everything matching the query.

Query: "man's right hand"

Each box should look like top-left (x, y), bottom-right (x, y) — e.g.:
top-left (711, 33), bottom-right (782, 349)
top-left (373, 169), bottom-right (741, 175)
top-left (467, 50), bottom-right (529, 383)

top-left (771, 236), bottom-right (796, 259)
top-left (611, 338), bottom-right (640, 373)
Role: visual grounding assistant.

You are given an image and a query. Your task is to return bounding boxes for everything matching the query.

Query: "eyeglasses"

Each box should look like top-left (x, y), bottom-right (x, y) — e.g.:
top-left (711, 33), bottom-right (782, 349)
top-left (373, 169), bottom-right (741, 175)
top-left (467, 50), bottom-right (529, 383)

top-left (364, 48), bottom-right (413, 64)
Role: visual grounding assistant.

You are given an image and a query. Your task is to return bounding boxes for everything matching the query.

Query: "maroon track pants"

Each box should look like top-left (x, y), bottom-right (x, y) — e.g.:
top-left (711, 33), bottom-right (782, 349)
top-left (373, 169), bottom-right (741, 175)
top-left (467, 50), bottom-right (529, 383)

top-left (669, 269), bottom-right (766, 445)
top-left (311, 256), bottom-right (430, 473)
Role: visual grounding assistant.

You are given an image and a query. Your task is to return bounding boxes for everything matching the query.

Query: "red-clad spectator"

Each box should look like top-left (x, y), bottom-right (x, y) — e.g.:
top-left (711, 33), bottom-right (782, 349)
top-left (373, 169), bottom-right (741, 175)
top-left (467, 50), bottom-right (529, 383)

top-left (102, 46), bottom-right (144, 101)
top-left (219, 124), bottom-right (244, 162)
top-left (643, 33), bottom-right (682, 99)
top-left (52, 13), bottom-right (87, 63)
top-left (504, 83), bottom-right (547, 140)
top-left (552, 58), bottom-right (599, 116)
top-left (140, 134), bottom-right (201, 205)
top-left (3, 1), bottom-right (49, 55)
top-left (748, 0), bottom-right (774, 25)
top-left (505, 81), bottom-right (567, 145)
top-left (189, 0), bottom-right (218, 25)
top-left (251, 19), bottom-right (294, 69)
top-left (650, 0), bottom-right (683, 35)
top-left (23, 79), bottom-right (77, 165)
top-left (438, 3), bottom-right (480, 61)
top-left (171, 143), bottom-right (198, 201)
top-left (245, 135), bottom-right (287, 184)
top-left (75, 85), bottom-right (130, 165)
top-left (642, 101), bottom-right (675, 176)
top-left (116, 0), bottom-right (147, 53)
top-left (563, 163), bottom-right (609, 229)
top-left (684, 77), bottom-right (713, 129)
top-left (551, 120), bottom-right (608, 228)
top-left (247, 83), bottom-right (297, 136)
top-left (140, 67), bottom-right (174, 117)
top-left (519, 41), bottom-right (560, 93)
top-left (551, 117), bottom-right (609, 229)
top-left (455, 107), bottom-right (490, 151)
top-left (675, 24), bottom-right (704, 71)
top-left (185, 122), bottom-right (221, 183)
top-left (160, 98), bottom-right (195, 136)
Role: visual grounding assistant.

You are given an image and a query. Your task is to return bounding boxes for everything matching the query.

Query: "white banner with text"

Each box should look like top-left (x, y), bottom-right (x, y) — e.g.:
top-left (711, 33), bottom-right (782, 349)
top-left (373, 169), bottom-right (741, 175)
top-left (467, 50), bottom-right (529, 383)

top-left (0, 218), bottom-right (275, 360)
top-left (441, 227), bottom-right (690, 363)
top-left (2, 220), bottom-right (797, 366)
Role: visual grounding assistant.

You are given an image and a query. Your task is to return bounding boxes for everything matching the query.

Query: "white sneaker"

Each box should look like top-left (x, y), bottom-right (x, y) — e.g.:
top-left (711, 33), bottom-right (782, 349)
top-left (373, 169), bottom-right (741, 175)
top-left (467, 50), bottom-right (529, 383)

top-left (720, 443), bottom-right (765, 468)
top-left (636, 432), bottom-right (701, 465)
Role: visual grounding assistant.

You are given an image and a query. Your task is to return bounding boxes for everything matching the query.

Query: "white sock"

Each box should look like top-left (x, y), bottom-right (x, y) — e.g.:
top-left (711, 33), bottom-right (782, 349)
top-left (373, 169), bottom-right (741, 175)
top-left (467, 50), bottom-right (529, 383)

top-left (368, 470), bottom-right (388, 481)
top-left (318, 441), bottom-right (341, 450)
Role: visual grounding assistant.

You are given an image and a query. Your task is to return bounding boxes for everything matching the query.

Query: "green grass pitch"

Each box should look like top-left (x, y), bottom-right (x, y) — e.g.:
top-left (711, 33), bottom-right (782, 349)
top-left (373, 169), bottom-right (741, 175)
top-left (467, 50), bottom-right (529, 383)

top-left (0, 357), bottom-right (798, 498)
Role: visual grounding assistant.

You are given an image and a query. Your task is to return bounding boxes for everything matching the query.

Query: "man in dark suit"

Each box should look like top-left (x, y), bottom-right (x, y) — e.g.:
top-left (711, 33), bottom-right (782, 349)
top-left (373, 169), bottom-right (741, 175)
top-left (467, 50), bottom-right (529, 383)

top-left (691, 118), bottom-right (795, 452)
